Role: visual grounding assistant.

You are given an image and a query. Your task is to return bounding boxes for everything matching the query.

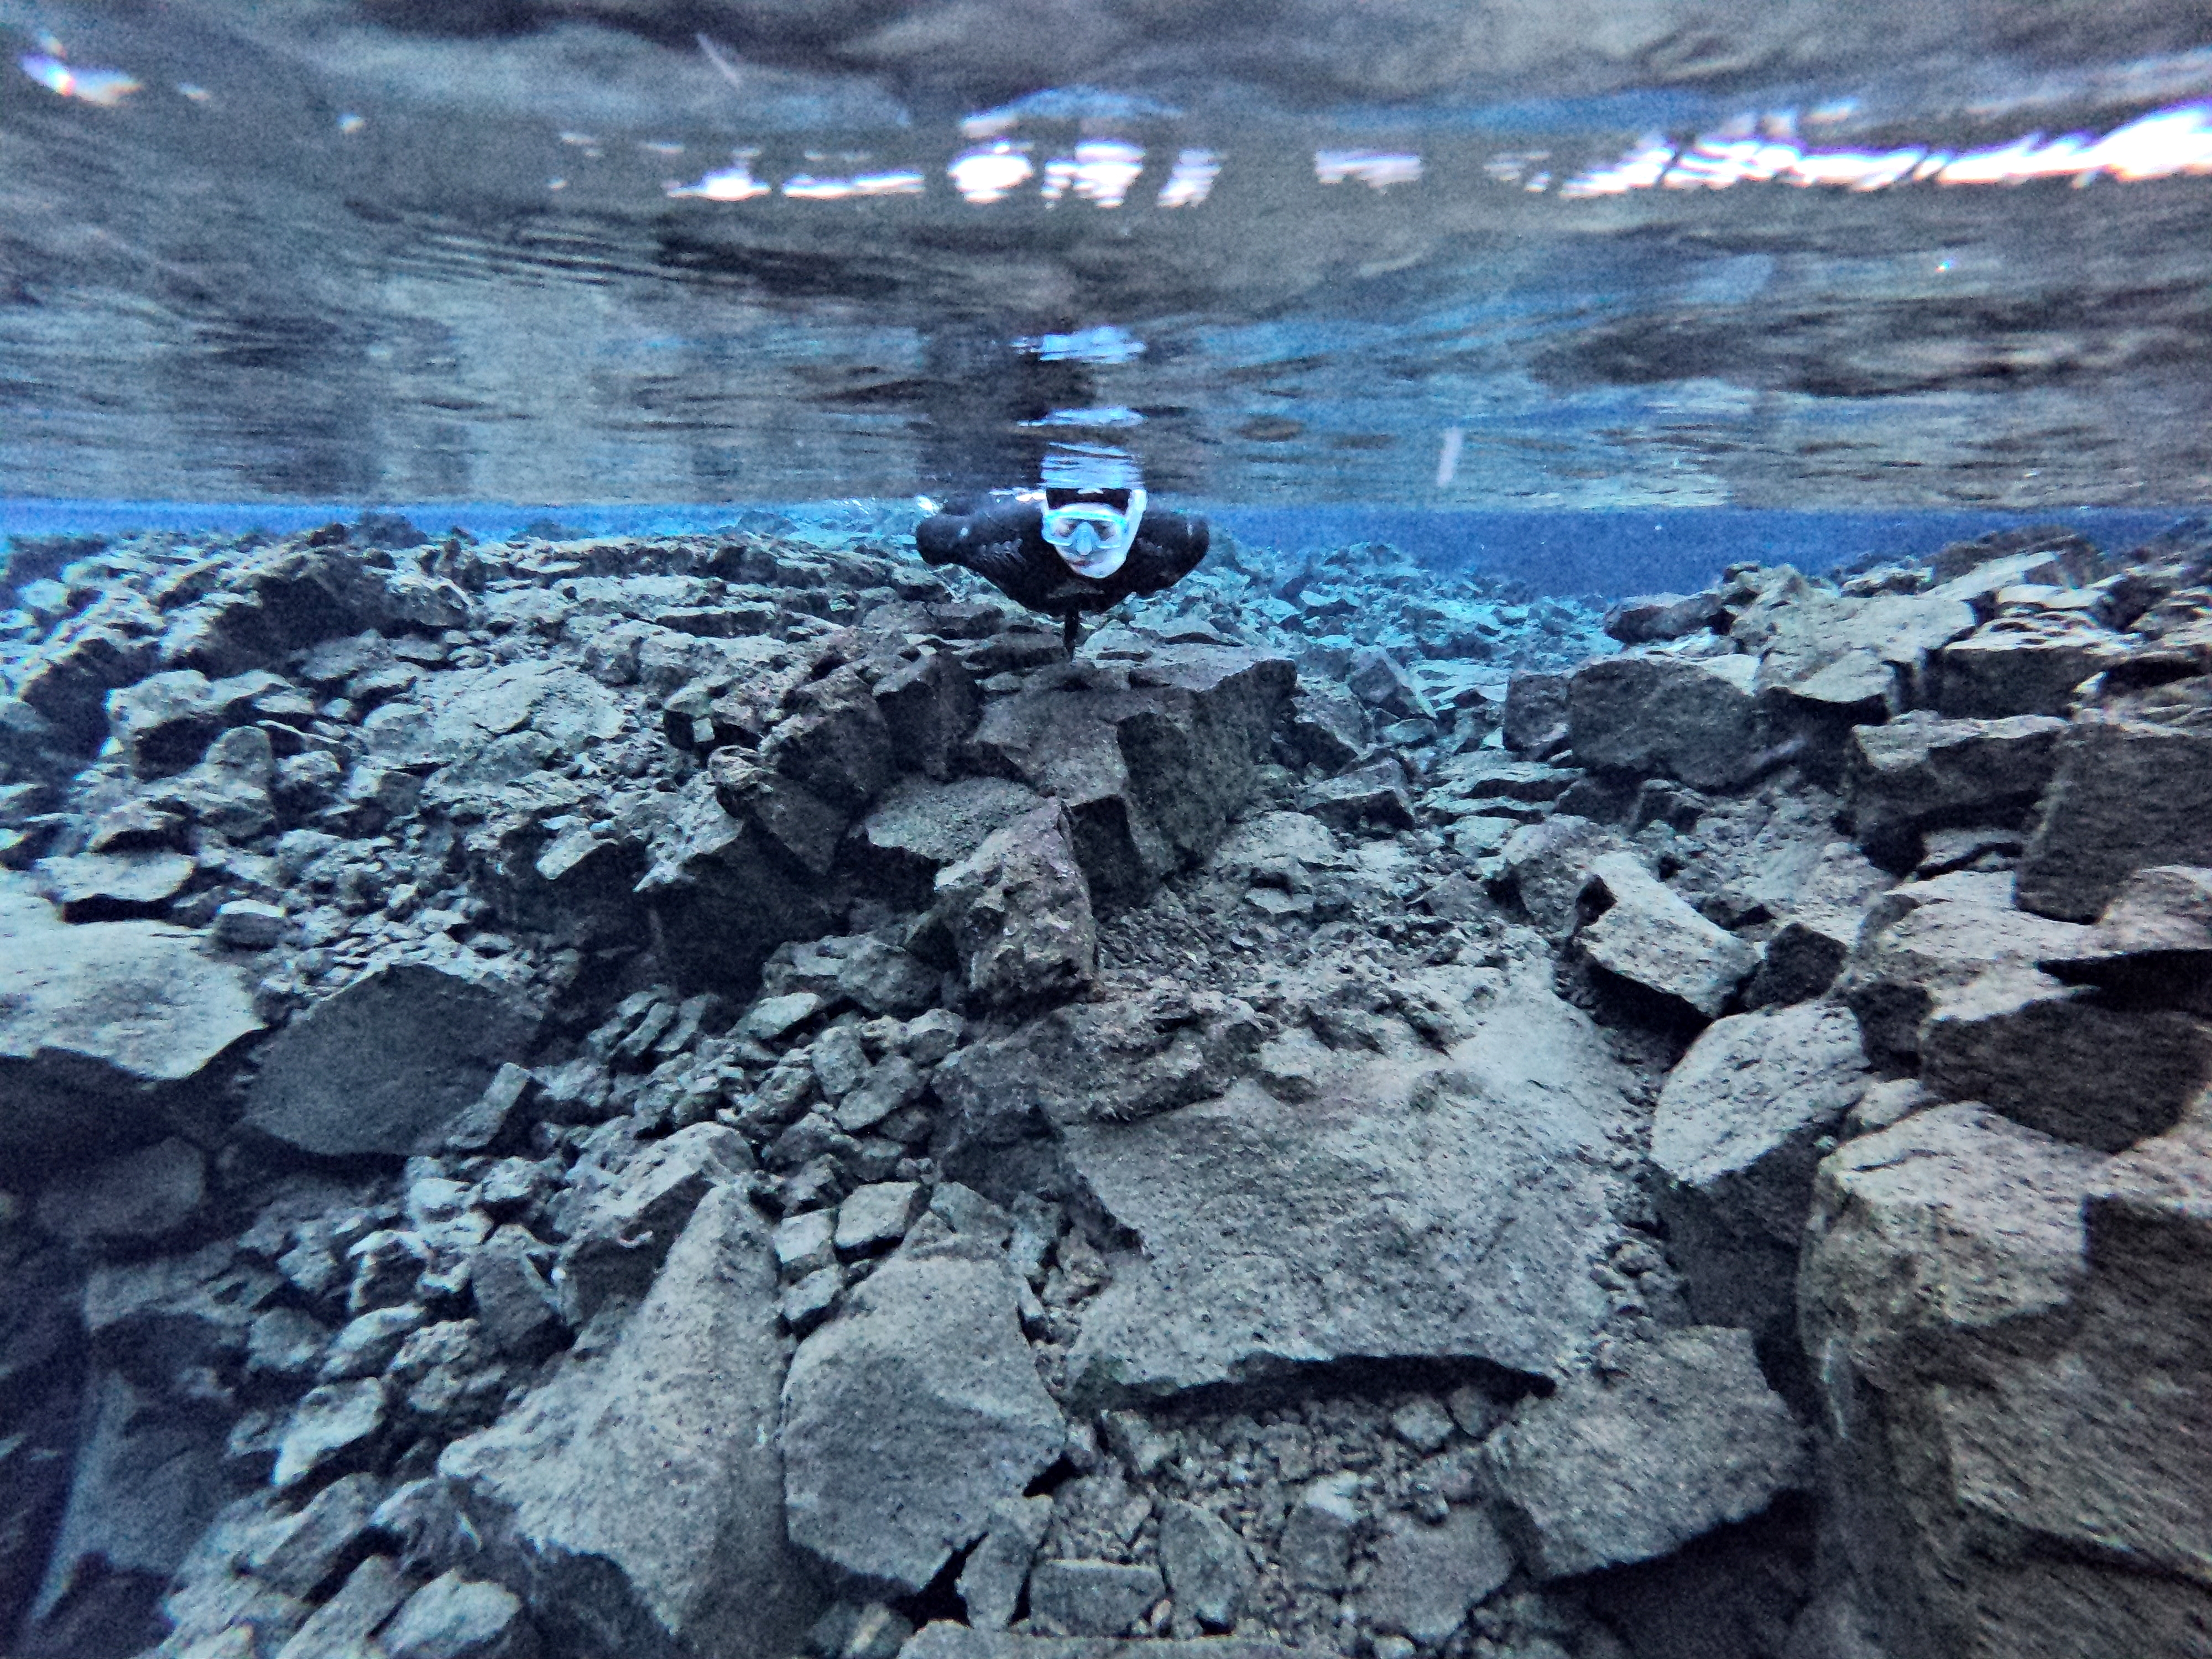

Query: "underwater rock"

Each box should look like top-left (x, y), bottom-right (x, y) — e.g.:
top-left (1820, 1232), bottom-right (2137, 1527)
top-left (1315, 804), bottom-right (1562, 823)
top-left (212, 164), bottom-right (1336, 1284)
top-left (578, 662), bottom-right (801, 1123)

top-left (961, 645), bottom-right (1292, 904)
top-left (759, 662), bottom-right (898, 813)
top-left (870, 646), bottom-right (980, 782)
top-left (1604, 591), bottom-right (1726, 646)
top-left (1918, 967), bottom-right (2212, 1151)
top-left (1155, 1499), bottom-right (1252, 1632)
top-left (1486, 1327), bottom-right (1807, 1580)
top-left (1295, 755), bottom-right (1416, 833)
top-left (2039, 863), bottom-right (2212, 1007)
top-left (380, 1570), bottom-right (536, 1659)
top-left (856, 775), bottom-right (1046, 906)
top-left (931, 799), bottom-right (1097, 1012)
top-left (24, 1372), bottom-right (230, 1653)
top-left (1027, 1559), bottom-right (1165, 1637)
top-left (1836, 870), bottom-right (2091, 1070)
top-left (244, 961), bottom-right (540, 1158)
top-left (1060, 962), bottom-right (1628, 1399)
top-left (1497, 814), bottom-right (1626, 942)
top-left (0, 894), bottom-right (263, 1159)
top-left (1801, 1102), bottom-right (2212, 1659)
top-left (931, 988), bottom-right (1264, 1190)
top-left (1842, 711), bottom-right (2069, 867)
top-left (1567, 653), bottom-right (1762, 791)
top-left (1650, 1003), bottom-right (1869, 1339)
top-left (780, 1245), bottom-right (1065, 1593)
top-left (2014, 718), bottom-right (2212, 922)
top-left (442, 1186), bottom-right (819, 1659)
top-left (1575, 852), bottom-right (1759, 1019)
top-left (634, 773), bottom-right (839, 990)
top-left (958, 1496), bottom-right (1054, 1630)
top-left (1501, 670), bottom-right (1571, 757)
top-left (1935, 616), bottom-right (2138, 719)
top-left (1277, 682), bottom-right (1373, 773)
top-left (1359, 1509), bottom-right (1513, 1646)
top-left (552, 1123), bottom-right (754, 1323)
top-left (33, 1138), bottom-right (207, 1248)
top-left (901, 1632), bottom-right (1318, 1659)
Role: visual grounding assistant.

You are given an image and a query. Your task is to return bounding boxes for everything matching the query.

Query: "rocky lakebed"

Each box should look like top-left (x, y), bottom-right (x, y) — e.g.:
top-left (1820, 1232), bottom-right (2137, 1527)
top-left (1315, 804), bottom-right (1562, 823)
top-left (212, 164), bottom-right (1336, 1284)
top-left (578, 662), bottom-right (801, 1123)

top-left (0, 509), bottom-right (2207, 1659)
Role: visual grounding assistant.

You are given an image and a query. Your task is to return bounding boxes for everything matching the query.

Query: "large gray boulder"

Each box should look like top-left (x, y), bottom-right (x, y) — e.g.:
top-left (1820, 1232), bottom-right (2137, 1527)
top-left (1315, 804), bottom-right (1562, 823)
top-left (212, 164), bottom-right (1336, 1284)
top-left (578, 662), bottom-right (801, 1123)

top-left (1650, 1002), bottom-right (1870, 1338)
top-left (1575, 852), bottom-right (1759, 1019)
top-left (930, 799), bottom-right (1097, 1012)
top-left (1498, 815), bottom-right (1627, 942)
top-left (1935, 618), bottom-right (2137, 719)
top-left (1485, 1327), bottom-right (1808, 1580)
top-left (1061, 962), bottom-right (1632, 1398)
top-left (962, 647), bottom-right (1293, 904)
top-left (2015, 719), bottom-right (2212, 922)
top-left (1918, 968), bottom-right (2212, 1152)
top-left (552, 1124), bottom-right (755, 1322)
top-left (1842, 712), bottom-right (2069, 865)
top-left (632, 774), bottom-right (838, 991)
top-left (1835, 871), bottom-right (2092, 1070)
top-left (855, 776), bottom-right (1044, 907)
top-left (0, 890), bottom-right (263, 1158)
top-left (1566, 653), bottom-right (1761, 790)
top-left (245, 962), bottom-right (540, 1158)
top-left (24, 1372), bottom-right (229, 1651)
top-left (441, 1185), bottom-right (822, 1659)
top-left (2041, 863), bottom-right (2212, 1008)
top-left (1799, 1103), bottom-right (2212, 1659)
top-left (930, 988), bottom-right (1265, 1193)
top-left (779, 1244), bottom-right (1065, 1593)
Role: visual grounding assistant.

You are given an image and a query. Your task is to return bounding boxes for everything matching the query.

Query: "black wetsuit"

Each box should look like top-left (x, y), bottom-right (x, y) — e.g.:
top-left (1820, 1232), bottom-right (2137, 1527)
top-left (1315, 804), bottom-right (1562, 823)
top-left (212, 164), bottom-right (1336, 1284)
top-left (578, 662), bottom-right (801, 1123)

top-left (915, 497), bottom-right (1209, 648)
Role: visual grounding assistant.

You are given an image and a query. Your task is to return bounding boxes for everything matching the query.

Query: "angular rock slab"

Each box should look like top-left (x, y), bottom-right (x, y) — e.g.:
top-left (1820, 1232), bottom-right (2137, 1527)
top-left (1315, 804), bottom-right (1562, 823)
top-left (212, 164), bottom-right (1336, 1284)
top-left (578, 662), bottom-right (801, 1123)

top-left (1577, 853), bottom-right (1757, 1019)
top-left (246, 962), bottom-right (540, 1157)
top-left (2042, 863), bottom-right (2212, 1009)
top-left (963, 646), bottom-right (1293, 903)
top-left (932, 799), bottom-right (1097, 1012)
top-left (2016, 718), bottom-right (2212, 922)
top-left (781, 1246), bottom-right (1065, 1593)
top-left (1650, 1002), bottom-right (1869, 1336)
top-left (1800, 1102), bottom-right (2212, 1659)
top-left (1919, 968), bottom-right (2212, 1151)
top-left (1837, 871), bottom-right (2091, 1070)
top-left (1486, 1327), bottom-right (1808, 1580)
top-left (0, 898), bottom-right (263, 1157)
top-left (1843, 712), bottom-right (2068, 864)
top-left (441, 1186), bottom-right (821, 1659)
top-left (1566, 652), bottom-right (1761, 791)
top-left (1063, 963), bottom-right (1632, 1399)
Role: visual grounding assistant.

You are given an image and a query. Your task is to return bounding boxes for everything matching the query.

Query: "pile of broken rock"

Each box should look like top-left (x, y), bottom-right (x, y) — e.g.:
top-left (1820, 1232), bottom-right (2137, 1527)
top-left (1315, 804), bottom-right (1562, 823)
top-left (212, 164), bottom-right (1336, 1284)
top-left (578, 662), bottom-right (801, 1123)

top-left (0, 514), bottom-right (2205, 1659)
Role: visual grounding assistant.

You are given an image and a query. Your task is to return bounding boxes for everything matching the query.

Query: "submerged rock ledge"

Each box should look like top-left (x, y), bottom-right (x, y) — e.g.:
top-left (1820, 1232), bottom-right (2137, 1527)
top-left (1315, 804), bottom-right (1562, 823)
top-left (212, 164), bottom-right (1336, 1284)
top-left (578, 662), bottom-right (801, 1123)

top-left (0, 513), bottom-right (2208, 1659)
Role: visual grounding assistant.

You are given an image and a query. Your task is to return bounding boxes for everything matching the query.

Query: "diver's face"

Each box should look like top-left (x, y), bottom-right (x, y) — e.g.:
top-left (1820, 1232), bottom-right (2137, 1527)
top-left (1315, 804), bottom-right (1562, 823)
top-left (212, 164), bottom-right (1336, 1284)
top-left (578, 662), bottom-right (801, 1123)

top-left (1042, 487), bottom-right (1145, 578)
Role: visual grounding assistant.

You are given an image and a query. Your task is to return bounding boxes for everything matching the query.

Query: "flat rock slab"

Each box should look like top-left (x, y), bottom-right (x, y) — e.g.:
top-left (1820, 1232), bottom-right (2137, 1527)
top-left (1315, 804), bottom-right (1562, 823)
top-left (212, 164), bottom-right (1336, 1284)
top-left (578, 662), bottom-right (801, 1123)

top-left (781, 1246), bottom-right (1066, 1593)
top-left (1919, 968), bottom-right (2212, 1152)
top-left (900, 1626), bottom-right (1328, 1659)
top-left (2016, 719), bottom-right (2212, 922)
top-left (1577, 853), bottom-right (1757, 1018)
top-left (245, 962), bottom-right (540, 1157)
top-left (1567, 653), bottom-right (1761, 791)
top-left (1063, 962), bottom-right (1631, 1399)
top-left (0, 904), bottom-right (263, 1156)
top-left (1650, 1002), bottom-right (1869, 1333)
top-left (442, 1186), bottom-right (820, 1659)
top-left (1486, 1326), bottom-right (1808, 1580)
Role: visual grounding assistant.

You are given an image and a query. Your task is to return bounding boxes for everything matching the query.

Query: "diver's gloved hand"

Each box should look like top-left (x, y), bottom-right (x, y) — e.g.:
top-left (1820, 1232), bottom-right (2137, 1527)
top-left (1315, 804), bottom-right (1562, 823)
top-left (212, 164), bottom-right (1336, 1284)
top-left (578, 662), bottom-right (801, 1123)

top-left (915, 491), bottom-right (1207, 632)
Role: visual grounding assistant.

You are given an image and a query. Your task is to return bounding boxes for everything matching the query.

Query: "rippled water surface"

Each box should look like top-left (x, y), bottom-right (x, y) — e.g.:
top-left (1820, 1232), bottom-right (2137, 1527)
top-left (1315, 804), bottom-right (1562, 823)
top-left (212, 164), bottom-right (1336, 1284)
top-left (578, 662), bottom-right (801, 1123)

top-left (6, 2), bottom-right (2212, 515)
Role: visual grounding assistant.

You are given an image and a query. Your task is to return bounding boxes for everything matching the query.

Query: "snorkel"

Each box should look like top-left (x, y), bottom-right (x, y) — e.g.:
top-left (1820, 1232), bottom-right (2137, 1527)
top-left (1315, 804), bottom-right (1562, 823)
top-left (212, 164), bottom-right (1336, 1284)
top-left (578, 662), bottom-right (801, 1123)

top-left (1042, 487), bottom-right (1146, 578)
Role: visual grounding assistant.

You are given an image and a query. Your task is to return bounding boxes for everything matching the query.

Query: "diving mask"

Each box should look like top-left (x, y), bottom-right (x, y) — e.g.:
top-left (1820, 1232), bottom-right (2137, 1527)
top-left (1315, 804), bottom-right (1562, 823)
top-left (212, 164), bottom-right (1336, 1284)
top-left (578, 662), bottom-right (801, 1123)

top-left (1041, 487), bottom-right (1146, 578)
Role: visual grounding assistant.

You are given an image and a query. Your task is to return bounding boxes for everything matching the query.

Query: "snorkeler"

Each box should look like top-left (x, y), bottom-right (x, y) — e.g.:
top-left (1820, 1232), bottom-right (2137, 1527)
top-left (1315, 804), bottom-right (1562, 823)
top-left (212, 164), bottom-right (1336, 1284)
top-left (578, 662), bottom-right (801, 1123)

top-left (915, 484), bottom-right (1209, 651)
